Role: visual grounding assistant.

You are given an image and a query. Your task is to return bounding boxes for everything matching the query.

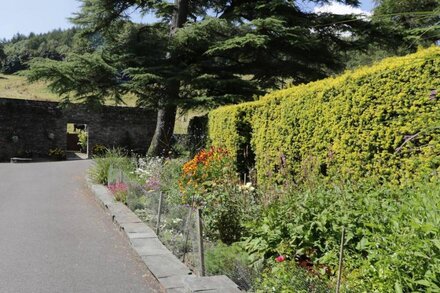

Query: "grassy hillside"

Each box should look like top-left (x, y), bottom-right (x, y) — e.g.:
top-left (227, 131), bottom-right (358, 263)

top-left (0, 73), bottom-right (61, 101)
top-left (0, 73), bottom-right (140, 105)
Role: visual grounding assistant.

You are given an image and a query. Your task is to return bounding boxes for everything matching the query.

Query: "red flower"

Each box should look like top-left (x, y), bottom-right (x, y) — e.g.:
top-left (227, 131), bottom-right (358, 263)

top-left (275, 255), bottom-right (285, 262)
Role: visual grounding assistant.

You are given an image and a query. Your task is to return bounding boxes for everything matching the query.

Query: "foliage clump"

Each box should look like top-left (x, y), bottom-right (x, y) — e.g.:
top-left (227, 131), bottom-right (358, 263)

top-left (179, 147), bottom-right (232, 206)
top-left (89, 148), bottom-right (134, 184)
top-left (178, 147), bottom-right (250, 244)
top-left (48, 148), bottom-right (66, 161)
top-left (242, 180), bottom-right (440, 292)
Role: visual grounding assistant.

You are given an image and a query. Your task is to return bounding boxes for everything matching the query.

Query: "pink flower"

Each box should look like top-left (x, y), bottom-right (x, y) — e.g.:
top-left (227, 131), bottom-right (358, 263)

top-left (108, 182), bottom-right (128, 194)
top-left (275, 255), bottom-right (285, 262)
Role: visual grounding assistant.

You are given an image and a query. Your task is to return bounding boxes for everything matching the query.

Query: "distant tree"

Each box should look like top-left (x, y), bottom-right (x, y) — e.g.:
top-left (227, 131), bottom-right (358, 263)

top-left (1, 28), bottom-right (81, 74)
top-left (10, 33), bottom-right (27, 44)
top-left (0, 43), bottom-right (5, 67)
top-left (28, 0), bottom-right (377, 156)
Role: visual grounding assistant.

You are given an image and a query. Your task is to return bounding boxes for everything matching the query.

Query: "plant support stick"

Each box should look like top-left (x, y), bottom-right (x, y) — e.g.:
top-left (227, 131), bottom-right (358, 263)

top-left (336, 226), bottom-right (345, 293)
top-left (156, 191), bottom-right (163, 236)
top-left (196, 208), bottom-right (205, 276)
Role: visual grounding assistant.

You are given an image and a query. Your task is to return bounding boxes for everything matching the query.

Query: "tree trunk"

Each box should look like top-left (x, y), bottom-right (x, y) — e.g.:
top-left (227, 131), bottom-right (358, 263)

top-left (147, 102), bottom-right (178, 156)
top-left (147, 0), bottom-right (189, 157)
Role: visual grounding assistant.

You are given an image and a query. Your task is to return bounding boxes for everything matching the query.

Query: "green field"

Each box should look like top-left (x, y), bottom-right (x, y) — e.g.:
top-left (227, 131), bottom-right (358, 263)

top-left (0, 73), bottom-right (140, 105)
top-left (0, 73), bottom-right (61, 101)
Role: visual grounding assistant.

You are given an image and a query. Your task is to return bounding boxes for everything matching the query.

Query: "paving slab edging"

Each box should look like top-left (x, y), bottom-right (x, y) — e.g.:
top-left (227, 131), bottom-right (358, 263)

top-left (85, 177), bottom-right (241, 293)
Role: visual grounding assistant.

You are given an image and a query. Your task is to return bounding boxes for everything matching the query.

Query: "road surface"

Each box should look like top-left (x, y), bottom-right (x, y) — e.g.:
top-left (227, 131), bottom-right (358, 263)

top-left (0, 160), bottom-right (161, 293)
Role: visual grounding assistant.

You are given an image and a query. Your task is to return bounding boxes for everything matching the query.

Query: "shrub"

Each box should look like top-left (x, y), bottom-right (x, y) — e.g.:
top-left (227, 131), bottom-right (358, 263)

top-left (242, 179), bottom-right (440, 292)
top-left (179, 146), bottom-right (234, 207)
top-left (92, 144), bottom-right (107, 157)
top-left (108, 182), bottom-right (128, 203)
top-left (48, 148), bottom-right (66, 160)
top-left (209, 47), bottom-right (440, 186)
top-left (202, 184), bottom-right (246, 244)
top-left (89, 148), bottom-right (134, 184)
top-left (160, 158), bottom-right (185, 205)
top-left (206, 242), bottom-right (256, 291)
top-left (256, 259), bottom-right (331, 293)
top-left (77, 130), bottom-right (88, 153)
top-left (134, 156), bottom-right (163, 190)
top-left (179, 147), bottom-right (259, 244)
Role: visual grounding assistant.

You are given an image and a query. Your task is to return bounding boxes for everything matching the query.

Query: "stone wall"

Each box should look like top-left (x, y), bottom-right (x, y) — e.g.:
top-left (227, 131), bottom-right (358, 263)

top-left (0, 98), bottom-right (156, 161)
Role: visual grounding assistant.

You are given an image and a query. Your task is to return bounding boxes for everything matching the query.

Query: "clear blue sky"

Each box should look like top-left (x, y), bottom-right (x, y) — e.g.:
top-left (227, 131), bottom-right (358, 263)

top-left (0, 0), bottom-right (376, 40)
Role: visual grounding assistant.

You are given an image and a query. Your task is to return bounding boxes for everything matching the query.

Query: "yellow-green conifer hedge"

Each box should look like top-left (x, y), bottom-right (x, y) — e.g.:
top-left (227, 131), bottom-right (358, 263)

top-left (209, 47), bottom-right (440, 185)
top-left (208, 101), bottom-right (264, 174)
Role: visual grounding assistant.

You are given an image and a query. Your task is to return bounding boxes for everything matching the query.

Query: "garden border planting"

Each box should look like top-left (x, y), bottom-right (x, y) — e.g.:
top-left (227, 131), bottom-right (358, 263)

top-left (85, 176), bottom-right (241, 293)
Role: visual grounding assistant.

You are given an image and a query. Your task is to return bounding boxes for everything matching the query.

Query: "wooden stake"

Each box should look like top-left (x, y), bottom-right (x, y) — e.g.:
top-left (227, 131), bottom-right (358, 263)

top-left (196, 208), bottom-right (205, 276)
top-left (156, 191), bottom-right (163, 236)
top-left (182, 208), bottom-right (193, 263)
top-left (336, 226), bottom-right (345, 293)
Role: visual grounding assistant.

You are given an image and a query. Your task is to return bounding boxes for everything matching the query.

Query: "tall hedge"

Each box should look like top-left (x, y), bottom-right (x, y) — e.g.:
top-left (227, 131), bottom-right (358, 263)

top-left (208, 101), bottom-right (263, 176)
top-left (209, 47), bottom-right (440, 185)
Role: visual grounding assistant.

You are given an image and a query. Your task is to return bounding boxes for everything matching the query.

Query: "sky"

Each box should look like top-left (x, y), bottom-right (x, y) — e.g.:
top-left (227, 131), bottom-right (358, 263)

top-left (0, 0), bottom-right (376, 40)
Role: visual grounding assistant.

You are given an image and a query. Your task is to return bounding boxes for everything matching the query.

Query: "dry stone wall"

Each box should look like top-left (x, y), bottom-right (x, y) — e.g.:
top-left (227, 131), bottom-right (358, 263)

top-left (0, 98), bottom-right (156, 161)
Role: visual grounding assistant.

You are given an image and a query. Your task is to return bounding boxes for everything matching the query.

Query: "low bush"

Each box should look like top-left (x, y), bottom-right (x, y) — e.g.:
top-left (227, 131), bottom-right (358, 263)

top-left (179, 146), bottom-right (235, 207)
top-left (89, 148), bottom-right (134, 184)
top-left (134, 156), bottom-right (163, 189)
top-left (77, 130), bottom-right (88, 153)
top-left (178, 147), bottom-right (257, 244)
top-left (206, 242), bottom-right (256, 291)
top-left (255, 259), bottom-right (330, 293)
top-left (242, 179), bottom-right (440, 292)
top-left (160, 158), bottom-right (185, 205)
top-left (91, 144), bottom-right (107, 157)
top-left (108, 182), bottom-right (128, 203)
top-left (48, 148), bottom-right (66, 160)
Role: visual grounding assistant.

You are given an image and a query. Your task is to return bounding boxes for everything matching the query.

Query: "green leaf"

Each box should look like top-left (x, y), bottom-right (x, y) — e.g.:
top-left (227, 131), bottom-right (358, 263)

top-left (414, 280), bottom-right (433, 287)
top-left (395, 281), bottom-right (403, 293)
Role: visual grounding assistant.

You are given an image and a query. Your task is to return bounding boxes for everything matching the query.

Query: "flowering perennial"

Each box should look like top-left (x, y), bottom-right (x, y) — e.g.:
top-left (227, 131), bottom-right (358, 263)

top-left (108, 182), bottom-right (128, 202)
top-left (179, 147), bottom-right (233, 206)
top-left (108, 182), bottom-right (128, 194)
top-left (134, 157), bottom-right (163, 191)
top-left (275, 255), bottom-right (286, 263)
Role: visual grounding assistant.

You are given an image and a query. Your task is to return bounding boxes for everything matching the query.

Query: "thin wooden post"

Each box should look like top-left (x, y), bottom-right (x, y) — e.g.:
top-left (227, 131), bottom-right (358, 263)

top-left (196, 208), bottom-right (205, 276)
top-left (336, 226), bottom-right (345, 293)
top-left (182, 208), bottom-right (193, 263)
top-left (156, 191), bottom-right (163, 236)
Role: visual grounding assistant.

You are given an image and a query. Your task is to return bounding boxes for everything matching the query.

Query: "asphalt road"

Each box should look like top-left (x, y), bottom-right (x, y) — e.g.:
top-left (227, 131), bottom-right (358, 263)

top-left (0, 160), bottom-right (161, 293)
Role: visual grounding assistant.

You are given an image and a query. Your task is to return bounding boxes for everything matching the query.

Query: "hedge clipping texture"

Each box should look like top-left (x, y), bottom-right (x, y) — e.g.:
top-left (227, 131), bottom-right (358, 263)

top-left (208, 101), bottom-right (263, 175)
top-left (209, 47), bottom-right (440, 185)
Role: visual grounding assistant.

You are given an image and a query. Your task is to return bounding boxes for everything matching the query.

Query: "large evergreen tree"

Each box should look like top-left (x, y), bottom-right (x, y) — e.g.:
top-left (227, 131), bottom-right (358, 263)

top-left (373, 0), bottom-right (440, 47)
top-left (28, 0), bottom-right (375, 156)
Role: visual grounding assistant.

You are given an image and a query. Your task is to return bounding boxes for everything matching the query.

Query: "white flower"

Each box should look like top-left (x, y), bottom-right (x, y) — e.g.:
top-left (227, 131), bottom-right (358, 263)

top-left (134, 156), bottom-right (163, 181)
top-left (238, 182), bottom-right (256, 192)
